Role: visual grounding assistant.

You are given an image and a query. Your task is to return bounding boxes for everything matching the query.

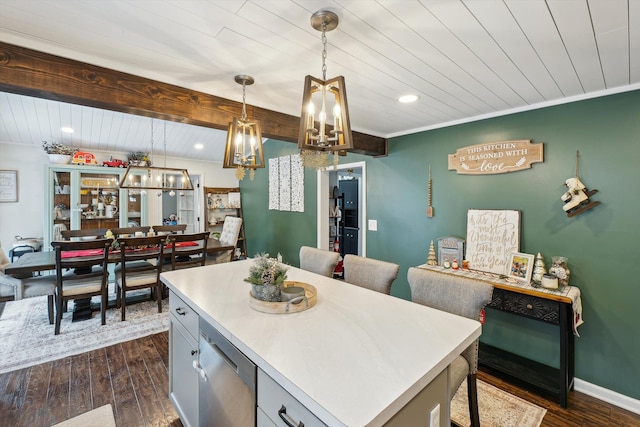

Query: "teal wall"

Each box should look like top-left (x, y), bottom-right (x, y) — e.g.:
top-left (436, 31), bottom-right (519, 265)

top-left (241, 90), bottom-right (640, 399)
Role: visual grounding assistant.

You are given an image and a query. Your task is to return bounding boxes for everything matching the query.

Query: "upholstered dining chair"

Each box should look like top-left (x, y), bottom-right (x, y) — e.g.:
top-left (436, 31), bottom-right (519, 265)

top-left (407, 267), bottom-right (493, 427)
top-left (206, 216), bottom-right (242, 265)
top-left (51, 239), bottom-right (111, 335)
top-left (0, 241), bottom-right (57, 322)
top-left (114, 235), bottom-right (165, 321)
top-left (61, 228), bottom-right (108, 241)
top-left (343, 255), bottom-right (400, 295)
top-left (167, 232), bottom-right (209, 270)
top-left (299, 246), bottom-right (340, 277)
top-left (152, 224), bottom-right (187, 235)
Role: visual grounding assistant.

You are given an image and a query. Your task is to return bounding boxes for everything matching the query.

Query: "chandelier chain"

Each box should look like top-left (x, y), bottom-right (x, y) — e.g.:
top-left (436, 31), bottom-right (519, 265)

top-left (241, 81), bottom-right (247, 121)
top-left (321, 22), bottom-right (327, 81)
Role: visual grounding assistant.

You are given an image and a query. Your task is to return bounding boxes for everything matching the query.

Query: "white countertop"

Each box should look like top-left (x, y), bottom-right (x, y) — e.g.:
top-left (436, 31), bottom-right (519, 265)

top-left (161, 260), bottom-right (481, 427)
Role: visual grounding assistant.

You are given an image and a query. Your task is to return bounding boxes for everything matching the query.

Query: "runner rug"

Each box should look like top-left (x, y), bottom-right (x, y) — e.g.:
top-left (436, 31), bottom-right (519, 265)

top-left (451, 377), bottom-right (547, 427)
top-left (0, 294), bottom-right (168, 375)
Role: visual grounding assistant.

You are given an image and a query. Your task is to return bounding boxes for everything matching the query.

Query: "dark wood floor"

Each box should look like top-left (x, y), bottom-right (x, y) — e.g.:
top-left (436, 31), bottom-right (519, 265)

top-left (1, 331), bottom-right (638, 426)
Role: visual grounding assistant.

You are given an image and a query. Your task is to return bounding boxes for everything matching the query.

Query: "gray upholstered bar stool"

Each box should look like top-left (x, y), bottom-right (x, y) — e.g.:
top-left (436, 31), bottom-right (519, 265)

top-left (343, 254), bottom-right (400, 294)
top-left (299, 246), bottom-right (339, 277)
top-left (407, 267), bottom-right (493, 427)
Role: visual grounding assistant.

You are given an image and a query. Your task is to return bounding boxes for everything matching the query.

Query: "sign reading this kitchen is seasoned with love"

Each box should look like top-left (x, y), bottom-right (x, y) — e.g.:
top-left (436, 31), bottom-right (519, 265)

top-left (448, 139), bottom-right (544, 175)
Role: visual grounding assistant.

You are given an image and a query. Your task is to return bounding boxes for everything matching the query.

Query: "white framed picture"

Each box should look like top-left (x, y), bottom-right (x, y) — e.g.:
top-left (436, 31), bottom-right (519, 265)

top-left (0, 170), bottom-right (18, 202)
top-left (506, 252), bottom-right (535, 283)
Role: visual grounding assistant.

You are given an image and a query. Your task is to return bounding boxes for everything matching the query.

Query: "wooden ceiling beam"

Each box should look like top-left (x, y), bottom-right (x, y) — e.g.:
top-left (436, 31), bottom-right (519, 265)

top-left (0, 42), bottom-right (387, 157)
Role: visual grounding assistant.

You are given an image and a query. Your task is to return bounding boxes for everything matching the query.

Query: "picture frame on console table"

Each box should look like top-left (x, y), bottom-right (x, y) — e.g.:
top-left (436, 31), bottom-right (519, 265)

top-left (507, 252), bottom-right (534, 283)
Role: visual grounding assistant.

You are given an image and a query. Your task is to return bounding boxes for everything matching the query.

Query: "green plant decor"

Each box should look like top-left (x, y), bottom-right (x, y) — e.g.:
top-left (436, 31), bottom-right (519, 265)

top-left (244, 253), bottom-right (288, 286)
top-left (42, 140), bottom-right (77, 155)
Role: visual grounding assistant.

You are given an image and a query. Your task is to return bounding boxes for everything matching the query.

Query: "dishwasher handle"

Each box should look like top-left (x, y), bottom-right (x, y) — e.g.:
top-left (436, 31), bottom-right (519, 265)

top-left (192, 360), bottom-right (207, 381)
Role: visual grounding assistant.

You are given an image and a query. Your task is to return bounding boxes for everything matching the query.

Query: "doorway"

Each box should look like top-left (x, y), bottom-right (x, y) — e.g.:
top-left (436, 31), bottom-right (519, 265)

top-left (160, 174), bottom-right (203, 233)
top-left (317, 161), bottom-right (366, 257)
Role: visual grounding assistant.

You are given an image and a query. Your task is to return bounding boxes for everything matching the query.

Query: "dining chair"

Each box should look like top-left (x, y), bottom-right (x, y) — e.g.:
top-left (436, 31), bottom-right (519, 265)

top-left (114, 236), bottom-right (165, 321)
top-left (206, 216), bottom-right (242, 265)
top-left (407, 267), bottom-right (493, 427)
top-left (299, 246), bottom-right (340, 277)
top-left (61, 228), bottom-right (108, 241)
top-left (343, 254), bottom-right (399, 295)
top-left (167, 232), bottom-right (209, 270)
top-left (51, 239), bottom-right (111, 335)
top-left (152, 224), bottom-right (187, 235)
top-left (110, 226), bottom-right (151, 237)
top-left (0, 242), bottom-right (57, 322)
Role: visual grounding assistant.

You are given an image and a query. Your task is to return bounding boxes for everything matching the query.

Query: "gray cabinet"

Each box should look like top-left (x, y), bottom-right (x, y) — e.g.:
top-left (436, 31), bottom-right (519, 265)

top-left (169, 291), bottom-right (199, 427)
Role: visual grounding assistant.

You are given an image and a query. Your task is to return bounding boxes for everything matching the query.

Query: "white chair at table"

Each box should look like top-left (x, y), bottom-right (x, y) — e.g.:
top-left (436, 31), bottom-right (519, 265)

top-left (343, 254), bottom-right (399, 295)
top-left (299, 246), bottom-right (340, 277)
top-left (0, 241), bottom-right (57, 324)
top-left (407, 267), bottom-right (494, 427)
top-left (206, 216), bottom-right (242, 265)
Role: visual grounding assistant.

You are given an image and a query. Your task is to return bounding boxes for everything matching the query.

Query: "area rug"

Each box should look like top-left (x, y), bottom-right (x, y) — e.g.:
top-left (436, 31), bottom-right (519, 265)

top-left (0, 294), bottom-right (168, 374)
top-left (451, 378), bottom-right (546, 427)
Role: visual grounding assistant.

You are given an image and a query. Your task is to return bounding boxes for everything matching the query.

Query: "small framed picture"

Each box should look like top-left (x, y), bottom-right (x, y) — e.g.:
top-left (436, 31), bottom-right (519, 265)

top-left (0, 170), bottom-right (18, 202)
top-left (506, 252), bottom-right (535, 283)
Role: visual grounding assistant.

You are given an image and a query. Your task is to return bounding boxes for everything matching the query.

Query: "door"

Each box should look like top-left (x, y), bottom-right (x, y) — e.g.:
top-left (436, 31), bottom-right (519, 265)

top-left (163, 174), bottom-right (202, 233)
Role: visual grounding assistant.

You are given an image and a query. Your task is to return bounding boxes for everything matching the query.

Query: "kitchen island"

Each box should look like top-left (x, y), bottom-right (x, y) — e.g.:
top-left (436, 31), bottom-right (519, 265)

top-left (161, 259), bottom-right (481, 427)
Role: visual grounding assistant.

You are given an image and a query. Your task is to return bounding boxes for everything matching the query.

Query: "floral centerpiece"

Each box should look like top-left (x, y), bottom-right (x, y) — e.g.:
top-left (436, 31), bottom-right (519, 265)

top-left (127, 151), bottom-right (151, 166)
top-left (43, 140), bottom-right (77, 163)
top-left (244, 253), bottom-right (288, 302)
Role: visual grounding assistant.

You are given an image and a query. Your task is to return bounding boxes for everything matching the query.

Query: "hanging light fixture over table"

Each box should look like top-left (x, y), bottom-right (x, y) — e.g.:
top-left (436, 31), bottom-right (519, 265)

top-left (223, 74), bottom-right (265, 180)
top-left (298, 9), bottom-right (353, 169)
top-left (119, 119), bottom-right (194, 191)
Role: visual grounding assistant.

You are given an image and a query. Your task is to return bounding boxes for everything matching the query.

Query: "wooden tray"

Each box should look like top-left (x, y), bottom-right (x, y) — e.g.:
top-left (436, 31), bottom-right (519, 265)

top-left (249, 281), bottom-right (317, 314)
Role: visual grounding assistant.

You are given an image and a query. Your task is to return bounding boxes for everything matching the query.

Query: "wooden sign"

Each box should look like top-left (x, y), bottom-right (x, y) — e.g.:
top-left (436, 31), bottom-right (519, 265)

top-left (466, 209), bottom-right (520, 275)
top-left (448, 140), bottom-right (543, 175)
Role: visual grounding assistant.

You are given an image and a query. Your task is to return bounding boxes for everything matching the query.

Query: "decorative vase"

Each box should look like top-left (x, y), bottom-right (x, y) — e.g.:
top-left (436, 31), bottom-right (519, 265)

top-left (549, 256), bottom-right (570, 287)
top-left (48, 154), bottom-right (72, 164)
top-left (251, 283), bottom-right (282, 302)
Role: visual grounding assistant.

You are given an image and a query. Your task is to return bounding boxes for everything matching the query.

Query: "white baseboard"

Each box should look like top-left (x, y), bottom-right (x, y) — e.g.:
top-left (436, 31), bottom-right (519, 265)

top-left (574, 378), bottom-right (640, 415)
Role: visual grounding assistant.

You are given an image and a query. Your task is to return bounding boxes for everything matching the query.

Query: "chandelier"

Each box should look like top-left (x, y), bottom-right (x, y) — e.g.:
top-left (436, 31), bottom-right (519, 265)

top-left (298, 9), bottom-right (353, 170)
top-left (223, 75), bottom-right (265, 180)
top-left (119, 119), bottom-right (193, 192)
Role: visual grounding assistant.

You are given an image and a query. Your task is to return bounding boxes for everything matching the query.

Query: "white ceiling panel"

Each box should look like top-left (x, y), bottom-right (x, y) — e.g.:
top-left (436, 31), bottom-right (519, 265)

top-left (0, 0), bottom-right (637, 160)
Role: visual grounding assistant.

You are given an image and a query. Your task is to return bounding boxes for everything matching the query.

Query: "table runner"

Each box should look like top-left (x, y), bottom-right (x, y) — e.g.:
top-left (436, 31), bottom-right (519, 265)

top-left (60, 241), bottom-right (198, 258)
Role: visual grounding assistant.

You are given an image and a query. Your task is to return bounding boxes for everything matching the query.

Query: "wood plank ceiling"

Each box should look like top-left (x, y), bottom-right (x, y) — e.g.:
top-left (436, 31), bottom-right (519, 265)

top-left (0, 0), bottom-right (638, 162)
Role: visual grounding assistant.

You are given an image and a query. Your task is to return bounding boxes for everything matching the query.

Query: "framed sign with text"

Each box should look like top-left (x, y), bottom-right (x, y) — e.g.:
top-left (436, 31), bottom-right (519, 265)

top-left (0, 170), bottom-right (18, 202)
top-left (466, 209), bottom-right (520, 275)
top-left (448, 140), bottom-right (544, 175)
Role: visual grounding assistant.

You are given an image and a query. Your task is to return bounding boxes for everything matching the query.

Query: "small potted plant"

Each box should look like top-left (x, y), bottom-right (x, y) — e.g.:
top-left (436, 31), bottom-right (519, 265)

top-left (244, 253), bottom-right (288, 302)
top-left (43, 140), bottom-right (78, 164)
top-left (127, 151), bottom-right (151, 166)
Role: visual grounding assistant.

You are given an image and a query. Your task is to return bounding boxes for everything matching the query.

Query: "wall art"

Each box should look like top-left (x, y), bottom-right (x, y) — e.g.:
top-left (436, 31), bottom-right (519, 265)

top-left (466, 209), bottom-right (520, 275)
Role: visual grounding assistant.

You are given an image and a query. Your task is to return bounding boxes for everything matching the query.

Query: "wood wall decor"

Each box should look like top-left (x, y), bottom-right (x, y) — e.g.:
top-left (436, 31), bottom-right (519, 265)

top-left (448, 140), bottom-right (544, 175)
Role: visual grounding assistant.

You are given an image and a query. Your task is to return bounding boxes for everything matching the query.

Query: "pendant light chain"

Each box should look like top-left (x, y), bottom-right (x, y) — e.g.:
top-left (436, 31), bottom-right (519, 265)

top-left (241, 81), bottom-right (248, 121)
top-left (321, 21), bottom-right (327, 81)
top-left (163, 120), bottom-right (167, 168)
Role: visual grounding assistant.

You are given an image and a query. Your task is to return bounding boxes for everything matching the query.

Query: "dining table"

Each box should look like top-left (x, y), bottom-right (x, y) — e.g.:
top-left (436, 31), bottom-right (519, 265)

top-left (4, 238), bottom-right (235, 276)
top-left (4, 238), bottom-right (235, 321)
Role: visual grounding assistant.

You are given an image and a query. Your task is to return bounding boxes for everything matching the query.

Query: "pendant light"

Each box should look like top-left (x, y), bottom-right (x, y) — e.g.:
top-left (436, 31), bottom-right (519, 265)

top-left (298, 9), bottom-right (353, 169)
top-left (120, 118), bottom-right (194, 191)
top-left (223, 74), bottom-right (265, 181)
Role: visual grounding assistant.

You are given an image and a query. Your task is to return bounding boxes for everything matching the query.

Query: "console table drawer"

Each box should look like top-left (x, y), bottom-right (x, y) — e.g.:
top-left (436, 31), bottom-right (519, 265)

top-left (488, 288), bottom-right (560, 324)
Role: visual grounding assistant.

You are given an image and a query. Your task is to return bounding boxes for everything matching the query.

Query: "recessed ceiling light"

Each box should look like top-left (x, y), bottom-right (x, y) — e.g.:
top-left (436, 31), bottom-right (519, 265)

top-left (61, 126), bottom-right (75, 133)
top-left (398, 94), bottom-right (419, 103)
top-left (194, 143), bottom-right (204, 150)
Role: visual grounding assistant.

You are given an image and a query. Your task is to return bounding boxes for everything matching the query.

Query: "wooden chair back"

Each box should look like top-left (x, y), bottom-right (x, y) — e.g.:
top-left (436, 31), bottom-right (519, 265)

top-left (167, 232), bottom-right (209, 270)
top-left (110, 226), bottom-right (151, 237)
top-left (152, 224), bottom-right (187, 234)
top-left (115, 235), bottom-right (166, 320)
top-left (61, 228), bottom-right (107, 241)
top-left (51, 238), bottom-right (111, 335)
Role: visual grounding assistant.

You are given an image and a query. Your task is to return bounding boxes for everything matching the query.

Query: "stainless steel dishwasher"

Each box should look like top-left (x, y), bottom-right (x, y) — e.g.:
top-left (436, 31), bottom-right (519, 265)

top-left (196, 318), bottom-right (256, 427)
